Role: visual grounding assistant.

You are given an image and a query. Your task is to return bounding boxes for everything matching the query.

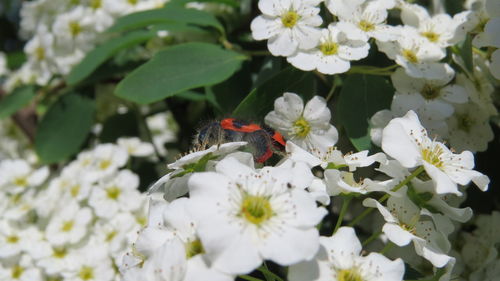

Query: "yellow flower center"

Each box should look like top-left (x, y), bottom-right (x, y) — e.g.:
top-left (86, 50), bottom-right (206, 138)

top-left (11, 265), bottom-right (24, 279)
top-left (420, 84), bottom-right (440, 100)
top-left (69, 21), bottom-right (82, 37)
top-left (35, 47), bottom-right (45, 61)
top-left (358, 20), bottom-right (375, 32)
top-left (99, 159), bottom-right (111, 170)
top-left (399, 222), bottom-right (417, 235)
top-left (70, 185), bottom-right (80, 197)
top-left (106, 186), bottom-right (121, 200)
top-left (106, 231), bottom-right (117, 242)
top-left (53, 247), bottom-right (68, 259)
top-left (456, 113), bottom-right (474, 133)
top-left (185, 239), bottom-right (204, 258)
top-left (337, 268), bottom-right (364, 281)
top-left (128, 0), bottom-right (138, 5)
top-left (421, 145), bottom-right (444, 168)
top-left (293, 117), bottom-right (311, 138)
top-left (90, 0), bottom-right (101, 9)
top-left (78, 266), bottom-right (94, 280)
top-left (320, 41), bottom-right (339, 56)
top-left (61, 220), bottom-right (74, 232)
top-left (281, 11), bottom-right (299, 28)
top-left (421, 31), bottom-right (440, 42)
top-left (240, 195), bottom-right (273, 225)
top-left (7, 235), bottom-right (19, 244)
top-left (13, 177), bottom-right (27, 187)
top-left (402, 49), bottom-right (418, 64)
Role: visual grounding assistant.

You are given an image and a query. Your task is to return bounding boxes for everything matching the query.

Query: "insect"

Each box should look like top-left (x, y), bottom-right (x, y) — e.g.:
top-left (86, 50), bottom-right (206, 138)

top-left (194, 118), bottom-right (286, 163)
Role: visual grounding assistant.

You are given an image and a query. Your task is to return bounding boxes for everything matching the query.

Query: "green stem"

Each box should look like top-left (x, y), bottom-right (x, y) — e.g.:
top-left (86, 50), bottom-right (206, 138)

top-left (258, 264), bottom-right (284, 281)
top-left (325, 79), bottom-right (337, 103)
top-left (380, 241), bottom-right (394, 255)
top-left (334, 195), bottom-right (352, 233)
top-left (239, 275), bottom-right (264, 281)
top-left (348, 166), bottom-right (425, 227)
top-left (362, 230), bottom-right (382, 247)
top-left (347, 65), bottom-right (398, 76)
top-left (133, 105), bottom-right (165, 162)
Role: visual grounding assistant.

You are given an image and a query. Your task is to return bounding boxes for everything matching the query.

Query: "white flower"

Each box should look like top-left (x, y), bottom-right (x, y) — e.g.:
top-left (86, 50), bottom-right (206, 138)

top-left (250, 0), bottom-right (323, 56)
top-left (369, 109), bottom-right (394, 147)
top-left (24, 25), bottom-right (57, 85)
top-left (391, 67), bottom-right (467, 121)
top-left (456, 69), bottom-right (497, 116)
top-left (287, 23), bottom-right (370, 74)
top-left (89, 170), bottom-right (142, 219)
top-left (80, 143), bottom-right (129, 179)
top-left (148, 142), bottom-right (248, 201)
top-left (117, 137), bottom-right (155, 157)
top-left (446, 102), bottom-right (494, 153)
top-left (187, 157), bottom-right (326, 274)
top-left (265, 92), bottom-right (338, 152)
top-left (289, 227), bottom-right (405, 281)
top-left (61, 245), bottom-right (115, 281)
top-left (326, 0), bottom-right (398, 42)
top-left (146, 111), bottom-right (178, 157)
top-left (52, 6), bottom-right (97, 53)
top-left (399, 2), bottom-right (464, 48)
top-left (45, 201), bottom-right (93, 246)
top-left (0, 52), bottom-right (7, 76)
top-left (377, 26), bottom-right (448, 79)
top-left (0, 254), bottom-right (43, 281)
top-left (490, 49), bottom-right (500, 80)
top-left (0, 160), bottom-right (49, 194)
top-left (381, 110), bottom-right (489, 195)
top-left (94, 213), bottom-right (141, 257)
top-left (364, 190), bottom-right (453, 268)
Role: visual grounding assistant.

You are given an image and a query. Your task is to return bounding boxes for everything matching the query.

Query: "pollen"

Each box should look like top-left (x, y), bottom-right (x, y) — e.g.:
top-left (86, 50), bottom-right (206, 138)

top-left (420, 84), bottom-right (440, 100)
top-left (35, 47), bottom-right (45, 61)
top-left (78, 266), bottom-right (94, 280)
top-left (61, 220), bottom-right (74, 232)
top-left (402, 49), bottom-right (418, 64)
top-left (421, 144), bottom-right (444, 168)
top-left (11, 265), bottom-right (24, 279)
top-left (336, 268), bottom-right (363, 281)
top-left (293, 117), bottom-right (311, 138)
top-left (13, 177), bottom-right (27, 187)
top-left (53, 247), bottom-right (68, 259)
top-left (6, 235), bottom-right (19, 244)
top-left (421, 31), bottom-right (440, 43)
top-left (90, 0), bottom-right (101, 9)
top-left (281, 11), bottom-right (299, 28)
top-left (240, 195), bottom-right (273, 225)
top-left (106, 186), bottom-right (121, 200)
top-left (456, 114), bottom-right (474, 133)
top-left (69, 21), bottom-right (82, 37)
top-left (70, 184), bottom-right (80, 197)
top-left (185, 239), bottom-right (204, 258)
top-left (358, 20), bottom-right (375, 32)
top-left (320, 41), bottom-right (339, 56)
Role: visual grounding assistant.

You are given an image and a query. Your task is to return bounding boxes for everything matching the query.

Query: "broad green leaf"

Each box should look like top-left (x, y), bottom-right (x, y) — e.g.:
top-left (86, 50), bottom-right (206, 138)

top-left (0, 86), bottom-right (36, 119)
top-left (233, 67), bottom-right (315, 119)
top-left (460, 34), bottom-right (473, 73)
top-left (115, 42), bottom-right (246, 104)
top-left (107, 6), bottom-right (224, 34)
top-left (67, 30), bottom-right (156, 85)
top-left (337, 74), bottom-right (393, 151)
top-left (35, 94), bottom-right (95, 164)
top-left (99, 112), bottom-right (140, 143)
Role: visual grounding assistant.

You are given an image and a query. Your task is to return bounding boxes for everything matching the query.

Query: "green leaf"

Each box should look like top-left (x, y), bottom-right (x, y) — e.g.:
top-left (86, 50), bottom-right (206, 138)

top-left (115, 42), bottom-right (246, 104)
top-left (99, 112), bottom-right (140, 143)
top-left (6, 51), bottom-right (27, 70)
top-left (171, 0), bottom-right (239, 7)
top-left (107, 6), bottom-right (224, 34)
top-left (66, 30), bottom-right (156, 85)
top-left (233, 67), bottom-right (315, 119)
top-left (460, 33), bottom-right (473, 73)
top-left (35, 94), bottom-right (95, 164)
top-left (0, 86), bottom-right (36, 119)
top-left (337, 74), bottom-right (393, 151)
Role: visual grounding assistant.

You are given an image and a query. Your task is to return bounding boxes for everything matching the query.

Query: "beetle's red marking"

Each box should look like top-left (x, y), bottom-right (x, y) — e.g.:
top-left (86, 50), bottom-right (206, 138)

top-left (221, 118), bottom-right (262, 133)
top-left (255, 147), bottom-right (273, 163)
top-left (271, 131), bottom-right (286, 147)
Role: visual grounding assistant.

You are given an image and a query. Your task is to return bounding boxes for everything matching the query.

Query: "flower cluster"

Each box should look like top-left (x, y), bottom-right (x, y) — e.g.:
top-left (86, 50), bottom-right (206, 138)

top-left (251, 0), bottom-right (498, 153)
top-left (3, 0), bottom-right (168, 91)
top-left (123, 92), bottom-right (489, 281)
top-left (0, 139), bottom-right (153, 281)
